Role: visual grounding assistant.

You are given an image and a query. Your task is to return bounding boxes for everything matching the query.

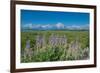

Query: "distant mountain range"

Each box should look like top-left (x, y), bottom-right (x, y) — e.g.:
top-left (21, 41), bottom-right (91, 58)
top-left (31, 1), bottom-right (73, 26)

top-left (21, 23), bottom-right (89, 31)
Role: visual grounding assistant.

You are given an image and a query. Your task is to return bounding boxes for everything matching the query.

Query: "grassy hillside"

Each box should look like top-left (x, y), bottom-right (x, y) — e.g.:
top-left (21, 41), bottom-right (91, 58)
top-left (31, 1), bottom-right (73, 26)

top-left (21, 30), bottom-right (89, 63)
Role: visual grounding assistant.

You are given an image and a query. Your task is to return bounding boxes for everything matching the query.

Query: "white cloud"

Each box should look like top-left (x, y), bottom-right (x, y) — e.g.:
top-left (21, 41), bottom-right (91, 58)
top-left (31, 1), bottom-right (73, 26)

top-left (33, 24), bottom-right (41, 28)
top-left (28, 24), bottom-right (33, 29)
top-left (22, 23), bottom-right (32, 28)
top-left (22, 23), bottom-right (53, 29)
top-left (55, 23), bottom-right (64, 29)
top-left (22, 23), bottom-right (89, 30)
top-left (41, 24), bottom-right (52, 29)
top-left (66, 24), bottom-right (89, 30)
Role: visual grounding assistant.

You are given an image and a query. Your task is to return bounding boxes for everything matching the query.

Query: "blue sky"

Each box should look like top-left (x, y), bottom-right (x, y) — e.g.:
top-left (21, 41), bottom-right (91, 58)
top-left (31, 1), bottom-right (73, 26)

top-left (21, 10), bottom-right (90, 30)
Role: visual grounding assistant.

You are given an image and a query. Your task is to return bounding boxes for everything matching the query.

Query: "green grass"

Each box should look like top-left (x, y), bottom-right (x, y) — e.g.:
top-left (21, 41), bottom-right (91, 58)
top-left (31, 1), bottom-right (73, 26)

top-left (21, 30), bottom-right (89, 63)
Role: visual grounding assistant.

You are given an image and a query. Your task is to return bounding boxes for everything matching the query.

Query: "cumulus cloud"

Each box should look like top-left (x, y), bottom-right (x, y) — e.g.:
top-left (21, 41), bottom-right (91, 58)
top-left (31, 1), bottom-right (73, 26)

top-left (55, 23), bottom-right (65, 29)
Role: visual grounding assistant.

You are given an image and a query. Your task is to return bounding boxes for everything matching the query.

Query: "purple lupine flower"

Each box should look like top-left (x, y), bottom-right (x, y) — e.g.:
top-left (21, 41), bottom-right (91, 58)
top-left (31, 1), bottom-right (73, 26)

top-left (26, 40), bottom-right (30, 49)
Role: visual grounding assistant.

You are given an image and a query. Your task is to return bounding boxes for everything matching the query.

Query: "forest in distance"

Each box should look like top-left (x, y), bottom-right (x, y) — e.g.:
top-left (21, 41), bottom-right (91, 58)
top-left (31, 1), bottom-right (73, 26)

top-left (21, 30), bottom-right (89, 63)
